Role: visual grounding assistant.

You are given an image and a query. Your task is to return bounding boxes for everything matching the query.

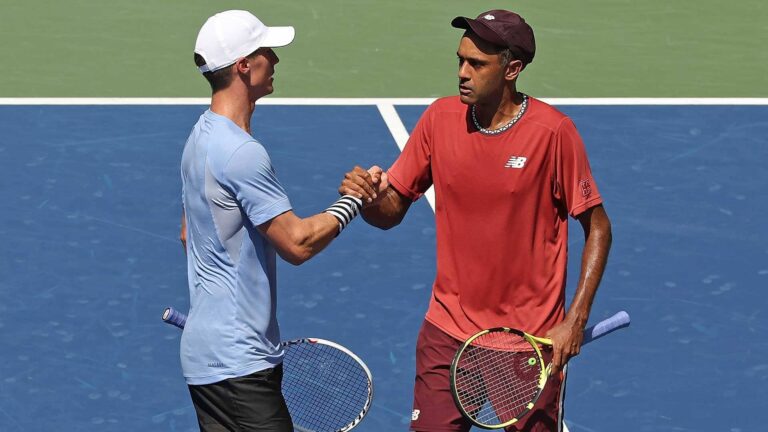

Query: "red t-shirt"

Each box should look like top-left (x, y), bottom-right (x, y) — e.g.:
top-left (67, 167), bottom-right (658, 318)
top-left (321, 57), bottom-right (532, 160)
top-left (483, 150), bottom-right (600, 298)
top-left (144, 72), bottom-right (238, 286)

top-left (388, 96), bottom-right (603, 340)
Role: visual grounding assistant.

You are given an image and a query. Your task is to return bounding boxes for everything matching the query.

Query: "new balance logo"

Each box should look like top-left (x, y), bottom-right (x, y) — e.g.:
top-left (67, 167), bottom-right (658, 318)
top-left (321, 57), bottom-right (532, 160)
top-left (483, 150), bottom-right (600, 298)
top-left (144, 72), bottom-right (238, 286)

top-left (411, 409), bottom-right (421, 421)
top-left (505, 156), bottom-right (527, 168)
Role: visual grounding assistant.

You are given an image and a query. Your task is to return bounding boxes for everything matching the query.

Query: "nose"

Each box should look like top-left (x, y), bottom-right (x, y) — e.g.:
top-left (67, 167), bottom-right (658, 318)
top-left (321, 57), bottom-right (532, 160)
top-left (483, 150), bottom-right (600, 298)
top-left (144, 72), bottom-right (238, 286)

top-left (458, 62), bottom-right (470, 81)
top-left (269, 48), bottom-right (280, 65)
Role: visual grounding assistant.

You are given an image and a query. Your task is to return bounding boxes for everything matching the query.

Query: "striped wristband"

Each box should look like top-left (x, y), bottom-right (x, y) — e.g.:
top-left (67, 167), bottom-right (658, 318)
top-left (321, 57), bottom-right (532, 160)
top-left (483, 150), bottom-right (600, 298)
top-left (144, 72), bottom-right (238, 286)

top-left (324, 195), bottom-right (364, 234)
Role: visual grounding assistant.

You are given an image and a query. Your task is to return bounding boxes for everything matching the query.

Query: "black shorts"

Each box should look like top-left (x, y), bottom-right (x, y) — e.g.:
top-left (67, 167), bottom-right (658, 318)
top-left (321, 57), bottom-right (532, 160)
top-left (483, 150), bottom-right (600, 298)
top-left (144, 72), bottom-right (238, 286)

top-left (188, 364), bottom-right (292, 432)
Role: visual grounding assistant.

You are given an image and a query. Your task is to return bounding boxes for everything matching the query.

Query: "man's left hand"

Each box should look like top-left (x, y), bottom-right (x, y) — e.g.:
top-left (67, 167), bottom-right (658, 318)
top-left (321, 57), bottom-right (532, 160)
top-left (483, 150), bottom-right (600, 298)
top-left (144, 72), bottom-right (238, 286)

top-left (545, 315), bottom-right (585, 375)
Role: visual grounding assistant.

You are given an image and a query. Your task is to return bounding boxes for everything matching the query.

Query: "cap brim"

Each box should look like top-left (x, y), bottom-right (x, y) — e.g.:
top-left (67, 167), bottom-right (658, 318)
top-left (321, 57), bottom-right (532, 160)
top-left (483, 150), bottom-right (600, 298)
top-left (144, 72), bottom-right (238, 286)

top-left (451, 16), bottom-right (472, 30)
top-left (451, 17), bottom-right (506, 48)
top-left (261, 26), bottom-right (295, 48)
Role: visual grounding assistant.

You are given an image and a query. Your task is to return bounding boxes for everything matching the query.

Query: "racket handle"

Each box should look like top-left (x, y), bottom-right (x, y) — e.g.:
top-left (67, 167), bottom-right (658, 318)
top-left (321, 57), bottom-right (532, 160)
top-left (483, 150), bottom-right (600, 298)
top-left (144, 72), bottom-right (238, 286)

top-left (582, 310), bottom-right (630, 345)
top-left (162, 307), bottom-right (187, 329)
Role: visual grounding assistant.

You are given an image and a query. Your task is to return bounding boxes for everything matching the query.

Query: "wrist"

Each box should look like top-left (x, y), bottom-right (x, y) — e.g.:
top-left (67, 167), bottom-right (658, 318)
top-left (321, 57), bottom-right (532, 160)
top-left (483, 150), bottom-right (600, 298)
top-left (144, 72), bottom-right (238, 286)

top-left (565, 309), bottom-right (589, 328)
top-left (324, 195), bottom-right (363, 235)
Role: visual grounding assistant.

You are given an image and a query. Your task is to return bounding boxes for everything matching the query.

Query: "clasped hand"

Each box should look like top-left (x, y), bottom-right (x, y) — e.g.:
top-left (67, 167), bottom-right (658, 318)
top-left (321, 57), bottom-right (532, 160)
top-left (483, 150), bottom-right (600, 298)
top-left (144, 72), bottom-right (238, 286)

top-left (338, 165), bottom-right (388, 205)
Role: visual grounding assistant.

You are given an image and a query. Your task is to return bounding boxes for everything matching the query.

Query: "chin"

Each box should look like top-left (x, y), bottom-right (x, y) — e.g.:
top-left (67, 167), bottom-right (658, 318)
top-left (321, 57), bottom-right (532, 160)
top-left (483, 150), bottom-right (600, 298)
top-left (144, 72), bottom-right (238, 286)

top-left (459, 94), bottom-right (474, 105)
top-left (258, 86), bottom-right (274, 99)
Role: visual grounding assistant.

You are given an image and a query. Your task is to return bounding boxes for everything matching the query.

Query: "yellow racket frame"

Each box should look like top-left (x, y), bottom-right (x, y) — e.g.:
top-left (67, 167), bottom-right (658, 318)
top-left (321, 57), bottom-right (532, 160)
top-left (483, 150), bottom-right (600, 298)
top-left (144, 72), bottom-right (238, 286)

top-left (449, 327), bottom-right (552, 429)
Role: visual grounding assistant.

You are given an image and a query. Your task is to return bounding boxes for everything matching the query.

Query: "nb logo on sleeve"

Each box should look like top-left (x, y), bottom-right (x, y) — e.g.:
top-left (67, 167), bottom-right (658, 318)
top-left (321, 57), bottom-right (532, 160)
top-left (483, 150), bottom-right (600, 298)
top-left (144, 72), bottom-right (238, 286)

top-left (504, 156), bottom-right (528, 169)
top-left (411, 409), bottom-right (421, 421)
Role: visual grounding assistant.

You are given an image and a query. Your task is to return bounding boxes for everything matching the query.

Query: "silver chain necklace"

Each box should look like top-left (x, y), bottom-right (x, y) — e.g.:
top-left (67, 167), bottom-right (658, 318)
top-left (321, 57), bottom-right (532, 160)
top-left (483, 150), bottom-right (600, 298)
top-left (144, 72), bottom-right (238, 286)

top-left (471, 94), bottom-right (529, 135)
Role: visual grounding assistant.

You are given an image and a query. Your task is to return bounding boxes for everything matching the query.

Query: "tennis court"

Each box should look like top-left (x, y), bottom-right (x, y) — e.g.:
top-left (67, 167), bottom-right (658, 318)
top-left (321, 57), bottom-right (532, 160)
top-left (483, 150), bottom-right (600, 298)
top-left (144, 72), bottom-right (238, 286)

top-left (1, 1), bottom-right (766, 431)
top-left (2, 100), bottom-right (766, 431)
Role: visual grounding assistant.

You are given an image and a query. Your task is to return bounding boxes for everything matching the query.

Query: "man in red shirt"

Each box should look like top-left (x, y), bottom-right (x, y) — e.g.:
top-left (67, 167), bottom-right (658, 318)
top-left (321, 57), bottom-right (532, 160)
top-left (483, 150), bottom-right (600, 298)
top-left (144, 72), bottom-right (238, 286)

top-left (341, 10), bottom-right (612, 432)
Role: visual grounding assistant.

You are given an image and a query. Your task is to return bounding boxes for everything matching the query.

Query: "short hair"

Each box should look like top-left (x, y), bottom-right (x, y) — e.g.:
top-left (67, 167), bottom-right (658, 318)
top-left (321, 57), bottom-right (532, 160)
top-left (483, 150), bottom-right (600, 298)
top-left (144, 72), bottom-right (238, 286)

top-left (194, 53), bottom-right (234, 93)
top-left (194, 50), bottom-right (262, 93)
top-left (499, 48), bottom-right (515, 66)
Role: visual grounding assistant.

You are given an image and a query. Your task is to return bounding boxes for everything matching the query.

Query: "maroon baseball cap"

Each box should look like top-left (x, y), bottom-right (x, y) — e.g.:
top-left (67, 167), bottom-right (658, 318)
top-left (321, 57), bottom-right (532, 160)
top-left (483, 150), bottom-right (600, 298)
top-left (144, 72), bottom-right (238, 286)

top-left (451, 10), bottom-right (536, 65)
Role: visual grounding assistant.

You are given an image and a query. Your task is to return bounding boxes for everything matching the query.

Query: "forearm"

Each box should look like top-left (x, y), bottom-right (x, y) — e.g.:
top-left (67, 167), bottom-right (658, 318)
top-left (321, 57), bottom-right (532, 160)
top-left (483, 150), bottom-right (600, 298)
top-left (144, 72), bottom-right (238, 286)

top-left (547, 206), bottom-right (611, 372)
top-left (262, 196), bottom-right (362, 265)
top-left (567, 214), bottom-right (612, 326)
top-left (265, 212), bottom-right (338, 265)
top-left (287, 213), bottom-right (340, 265)
top-left (361, 186), bottom-right (410, 230)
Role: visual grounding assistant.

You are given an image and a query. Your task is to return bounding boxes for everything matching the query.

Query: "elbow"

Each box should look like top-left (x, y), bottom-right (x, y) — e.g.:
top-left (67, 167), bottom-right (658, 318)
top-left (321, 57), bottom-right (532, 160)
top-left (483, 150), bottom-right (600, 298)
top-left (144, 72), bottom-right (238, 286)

top-left (288, 254), bottom-right (311, 266)
top-left (285, 256), bottom-right (308, 266)
top-left (283, 229), bottom-right (316, 265)
top-left (282, 244), bottom-right (313, 266)
top-left (265, 214), bottom-right (319, 265)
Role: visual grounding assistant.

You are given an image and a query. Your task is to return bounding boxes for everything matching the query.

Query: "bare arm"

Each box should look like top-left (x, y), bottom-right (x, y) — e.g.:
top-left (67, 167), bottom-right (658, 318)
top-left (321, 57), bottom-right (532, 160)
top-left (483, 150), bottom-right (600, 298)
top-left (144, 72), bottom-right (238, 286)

top-left (361, 185), bottom-right (411, 230)
top-left (339, 166), bottom-right (412, 230)
top-left (546, 204), bottom-right (612, 373)
top-left (180, 210), bottom-right (187, 252)
top-left (183, 206), bottom-right (344, 266)
top-left (257, 210), bottom-right (341, 266)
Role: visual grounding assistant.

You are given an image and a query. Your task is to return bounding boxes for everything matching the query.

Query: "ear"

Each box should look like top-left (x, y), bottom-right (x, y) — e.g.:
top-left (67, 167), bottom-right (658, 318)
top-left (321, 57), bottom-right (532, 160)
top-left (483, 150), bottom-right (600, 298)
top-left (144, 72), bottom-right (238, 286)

top-left (504, 59), bottom-right (524, 81)
top-left (234, 57), bottom-right (251, 75)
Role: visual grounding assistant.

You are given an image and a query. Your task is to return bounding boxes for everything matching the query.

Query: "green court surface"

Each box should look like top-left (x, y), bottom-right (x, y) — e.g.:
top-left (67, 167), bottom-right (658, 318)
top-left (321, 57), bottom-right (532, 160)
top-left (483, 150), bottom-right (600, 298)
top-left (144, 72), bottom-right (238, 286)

top-left (1, 0), bottom-right (765, 97)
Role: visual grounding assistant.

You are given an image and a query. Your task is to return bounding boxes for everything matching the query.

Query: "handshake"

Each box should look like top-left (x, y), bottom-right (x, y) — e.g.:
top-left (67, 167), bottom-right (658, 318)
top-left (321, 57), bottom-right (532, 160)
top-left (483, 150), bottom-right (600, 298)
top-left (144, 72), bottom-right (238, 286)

top-left (338, 165), bottom-right (389, 205)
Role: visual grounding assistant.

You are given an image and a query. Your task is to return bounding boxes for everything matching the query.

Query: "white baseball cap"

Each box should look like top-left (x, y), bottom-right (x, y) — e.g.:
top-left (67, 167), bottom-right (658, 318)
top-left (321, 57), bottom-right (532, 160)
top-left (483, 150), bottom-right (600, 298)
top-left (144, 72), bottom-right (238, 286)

top-left (194, 10), bottom-right (295, 73)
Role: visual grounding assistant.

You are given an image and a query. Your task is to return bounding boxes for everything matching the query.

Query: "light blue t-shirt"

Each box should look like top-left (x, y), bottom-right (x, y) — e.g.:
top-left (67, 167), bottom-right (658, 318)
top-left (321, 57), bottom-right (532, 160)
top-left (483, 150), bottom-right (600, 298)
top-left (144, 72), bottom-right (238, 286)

top-left (179, 110), bottom-right (292, 385)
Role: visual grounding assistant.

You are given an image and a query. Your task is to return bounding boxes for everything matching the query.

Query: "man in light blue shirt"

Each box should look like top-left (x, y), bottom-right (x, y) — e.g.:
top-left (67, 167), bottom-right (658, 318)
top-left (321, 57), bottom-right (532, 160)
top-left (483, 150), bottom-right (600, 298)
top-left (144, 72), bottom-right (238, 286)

top-left (179, 10), bottom-right (371, 431)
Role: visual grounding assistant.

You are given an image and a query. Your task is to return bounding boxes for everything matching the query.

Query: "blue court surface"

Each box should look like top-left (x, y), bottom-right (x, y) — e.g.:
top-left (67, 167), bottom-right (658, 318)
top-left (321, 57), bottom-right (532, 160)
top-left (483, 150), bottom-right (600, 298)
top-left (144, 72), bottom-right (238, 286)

top-left (1, 102), bottom-right (767, 432)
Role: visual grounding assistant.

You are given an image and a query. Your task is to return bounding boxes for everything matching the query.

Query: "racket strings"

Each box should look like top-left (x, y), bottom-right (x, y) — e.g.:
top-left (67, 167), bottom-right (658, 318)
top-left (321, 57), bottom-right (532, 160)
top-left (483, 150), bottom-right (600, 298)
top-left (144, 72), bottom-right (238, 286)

top-left (454, 331), bottom-right (543, 426)
top-left (282, 342), bottom-right (371, 431)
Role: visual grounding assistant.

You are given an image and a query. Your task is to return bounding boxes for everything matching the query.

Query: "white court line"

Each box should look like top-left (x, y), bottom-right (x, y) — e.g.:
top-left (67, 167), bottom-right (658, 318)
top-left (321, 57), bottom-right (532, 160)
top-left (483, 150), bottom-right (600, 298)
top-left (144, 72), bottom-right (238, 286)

top-left (0, 97), bottom-right (432, 106)
top-left (541, 98), bottom-right (768, 106)
top-left (376, 103), bottom-right (436, 210)
top-left (0, 97), bottom-right (767, 105)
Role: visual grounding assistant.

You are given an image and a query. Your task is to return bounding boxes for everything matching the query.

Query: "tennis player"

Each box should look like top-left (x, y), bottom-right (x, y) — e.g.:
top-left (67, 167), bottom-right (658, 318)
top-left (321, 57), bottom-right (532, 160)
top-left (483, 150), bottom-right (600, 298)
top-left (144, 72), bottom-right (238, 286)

top-left (341, 10), bottom-right (612, 432)
top-left (179, 10), bottom-right (365, 432)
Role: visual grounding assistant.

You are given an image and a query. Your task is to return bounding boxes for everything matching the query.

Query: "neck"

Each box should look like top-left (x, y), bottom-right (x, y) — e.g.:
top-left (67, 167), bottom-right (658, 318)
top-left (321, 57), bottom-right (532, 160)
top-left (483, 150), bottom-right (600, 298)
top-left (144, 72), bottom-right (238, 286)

top-left (209, 87), bottom-right (257, 134)
top-left (474, 86), bottom-right (523, 129)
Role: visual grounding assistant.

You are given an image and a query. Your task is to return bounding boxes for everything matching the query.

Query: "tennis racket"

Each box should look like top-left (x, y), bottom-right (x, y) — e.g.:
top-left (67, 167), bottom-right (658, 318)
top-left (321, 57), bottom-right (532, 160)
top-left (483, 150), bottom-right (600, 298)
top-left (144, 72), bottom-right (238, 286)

top-left (162, 307), bottom-right (373, 432)
top-left (450, 311), bottom-right (630, 429)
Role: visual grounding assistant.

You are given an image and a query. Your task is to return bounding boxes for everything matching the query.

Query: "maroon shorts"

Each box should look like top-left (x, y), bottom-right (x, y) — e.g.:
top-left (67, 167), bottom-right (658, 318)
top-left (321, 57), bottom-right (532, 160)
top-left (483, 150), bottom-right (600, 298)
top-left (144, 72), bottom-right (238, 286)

top-left (410, 320), bottom-right (567, 432)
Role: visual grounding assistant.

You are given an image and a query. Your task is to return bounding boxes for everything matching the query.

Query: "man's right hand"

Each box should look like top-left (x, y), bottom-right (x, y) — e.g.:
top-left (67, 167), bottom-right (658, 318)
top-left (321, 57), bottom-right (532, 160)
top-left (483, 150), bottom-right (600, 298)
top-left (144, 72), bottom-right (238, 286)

top-left (339, 165), bottom-right (387, 204)
top-left (340, 165), bottom-right (410, 230)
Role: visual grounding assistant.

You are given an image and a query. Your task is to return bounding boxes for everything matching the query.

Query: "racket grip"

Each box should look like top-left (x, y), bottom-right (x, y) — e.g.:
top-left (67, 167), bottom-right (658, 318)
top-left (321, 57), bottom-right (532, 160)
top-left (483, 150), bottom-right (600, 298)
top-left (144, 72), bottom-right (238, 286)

top-left (582, 311), bottom-right (630, 345)
top-left (162, 307), bottom-right (187, 329)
